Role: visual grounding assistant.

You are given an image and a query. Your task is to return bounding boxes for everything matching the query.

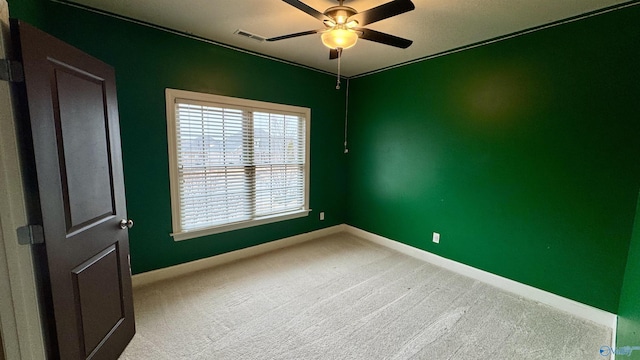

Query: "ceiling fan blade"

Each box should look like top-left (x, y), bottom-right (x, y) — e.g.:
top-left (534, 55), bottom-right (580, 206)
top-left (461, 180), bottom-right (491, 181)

top-left (281, 0), bottom-right (331, 22)
top-left (266, 29), bottom-right (322, 42)
top-left (355, 27), bottom-right (413, 48)
top-left (329, 48), bottom-right (342, 60)
top-left (348, 0), bottom-right (415, 26)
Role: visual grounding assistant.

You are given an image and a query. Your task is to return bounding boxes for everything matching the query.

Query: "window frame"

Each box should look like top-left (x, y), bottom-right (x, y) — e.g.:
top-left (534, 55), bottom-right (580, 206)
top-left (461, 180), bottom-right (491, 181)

top-left (166, 88), bottom-right (311, 241)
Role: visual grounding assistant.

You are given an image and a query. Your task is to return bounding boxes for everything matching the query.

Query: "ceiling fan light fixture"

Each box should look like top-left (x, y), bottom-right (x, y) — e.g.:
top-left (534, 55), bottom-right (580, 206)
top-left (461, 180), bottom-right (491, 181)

top-left (321, 28), bottom-right (358, 49)
top-left (345, 20), bottom-right (359, 28)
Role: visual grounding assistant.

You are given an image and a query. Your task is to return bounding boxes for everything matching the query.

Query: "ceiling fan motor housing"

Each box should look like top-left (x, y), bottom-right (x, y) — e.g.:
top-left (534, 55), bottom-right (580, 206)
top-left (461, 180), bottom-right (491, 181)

top-left (324, 6), bottom-right (357, 25)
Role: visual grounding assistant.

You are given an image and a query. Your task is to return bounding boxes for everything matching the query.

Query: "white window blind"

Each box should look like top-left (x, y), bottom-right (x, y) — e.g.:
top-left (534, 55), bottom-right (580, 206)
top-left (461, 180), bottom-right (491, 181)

top-left (166, 89), bottom-right (310, 240)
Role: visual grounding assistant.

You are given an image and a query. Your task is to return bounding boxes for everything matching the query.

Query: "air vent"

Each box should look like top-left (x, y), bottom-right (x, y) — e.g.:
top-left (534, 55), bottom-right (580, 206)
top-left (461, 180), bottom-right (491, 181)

top-left (234, 29), bottom-right (266, 42)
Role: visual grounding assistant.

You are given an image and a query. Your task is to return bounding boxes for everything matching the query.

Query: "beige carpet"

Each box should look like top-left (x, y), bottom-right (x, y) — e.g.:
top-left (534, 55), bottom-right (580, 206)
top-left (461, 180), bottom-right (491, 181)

top-left (119, 233), bottom-right (611, 359)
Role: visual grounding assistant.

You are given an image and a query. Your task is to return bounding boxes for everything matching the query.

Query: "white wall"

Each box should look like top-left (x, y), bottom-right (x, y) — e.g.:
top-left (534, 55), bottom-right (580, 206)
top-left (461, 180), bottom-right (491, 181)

top-left (0, 1), bottom-right (46, 358)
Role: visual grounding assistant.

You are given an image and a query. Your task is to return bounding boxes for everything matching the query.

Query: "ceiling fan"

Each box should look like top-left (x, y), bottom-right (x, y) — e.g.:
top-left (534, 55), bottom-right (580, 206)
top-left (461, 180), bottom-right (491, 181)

top-left (266, 0), bottom-right (415, 59)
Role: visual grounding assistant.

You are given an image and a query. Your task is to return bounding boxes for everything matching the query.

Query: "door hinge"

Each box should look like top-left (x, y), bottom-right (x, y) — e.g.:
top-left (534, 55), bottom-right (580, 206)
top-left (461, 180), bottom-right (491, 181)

top-left (16, 225), bottom-right (44, 245)
top-left (0, 59), bottom-right (24, 82)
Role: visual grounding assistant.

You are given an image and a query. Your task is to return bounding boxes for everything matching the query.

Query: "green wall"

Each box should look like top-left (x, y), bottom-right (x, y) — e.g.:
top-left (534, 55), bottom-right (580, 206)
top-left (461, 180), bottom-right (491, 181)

top-left (618, 192), bottom-right (640, 356)
top-left (8, 0), bottom-right (348, 274)
top-left (346, 5), bottom-right (640, 313)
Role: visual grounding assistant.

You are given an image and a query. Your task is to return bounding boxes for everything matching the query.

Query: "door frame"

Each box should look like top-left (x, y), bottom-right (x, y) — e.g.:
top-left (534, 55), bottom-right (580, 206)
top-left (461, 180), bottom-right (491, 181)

top-left (0, 1), bottom-right (46, 358)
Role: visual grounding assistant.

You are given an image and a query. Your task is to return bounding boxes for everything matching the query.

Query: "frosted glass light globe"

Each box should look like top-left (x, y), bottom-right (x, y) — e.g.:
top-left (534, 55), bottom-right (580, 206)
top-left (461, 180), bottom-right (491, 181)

top-left (321, 29), bottom-right (358, 49)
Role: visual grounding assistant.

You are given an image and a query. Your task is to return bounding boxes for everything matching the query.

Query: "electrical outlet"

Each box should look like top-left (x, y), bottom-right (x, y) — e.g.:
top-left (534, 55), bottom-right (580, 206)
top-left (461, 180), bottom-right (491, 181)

top-left (432, 232), bottom-right (440, 244)
top-left (320, 212), bottom-right (325, 221)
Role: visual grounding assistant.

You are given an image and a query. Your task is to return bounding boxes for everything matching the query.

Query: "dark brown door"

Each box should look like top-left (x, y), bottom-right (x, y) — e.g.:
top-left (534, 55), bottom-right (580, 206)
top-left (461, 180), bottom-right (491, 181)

top-left (12, 21), bottom-right (135, 359)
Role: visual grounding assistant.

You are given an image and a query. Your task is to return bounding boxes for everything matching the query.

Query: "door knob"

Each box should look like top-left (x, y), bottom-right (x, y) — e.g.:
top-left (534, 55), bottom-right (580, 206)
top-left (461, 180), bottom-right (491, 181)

top-left (119, 219), bottom-right (134, 229)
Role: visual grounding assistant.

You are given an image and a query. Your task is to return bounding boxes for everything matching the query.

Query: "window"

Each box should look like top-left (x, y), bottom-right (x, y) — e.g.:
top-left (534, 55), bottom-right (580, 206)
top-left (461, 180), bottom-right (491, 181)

top-left (166, 89), bottom-right (310, 241)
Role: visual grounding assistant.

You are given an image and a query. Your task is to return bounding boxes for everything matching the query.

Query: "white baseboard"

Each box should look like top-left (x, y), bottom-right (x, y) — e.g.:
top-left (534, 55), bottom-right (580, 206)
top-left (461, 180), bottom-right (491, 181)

top-left (343, 225), bottom-right (617, 330)
top-left (132, 224), bottom-right (347, 288)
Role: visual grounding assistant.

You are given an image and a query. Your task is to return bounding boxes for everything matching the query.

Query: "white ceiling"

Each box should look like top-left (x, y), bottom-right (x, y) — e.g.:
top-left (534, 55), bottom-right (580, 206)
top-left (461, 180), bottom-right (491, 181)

top-left (66, 0), bottom-right (630, 77)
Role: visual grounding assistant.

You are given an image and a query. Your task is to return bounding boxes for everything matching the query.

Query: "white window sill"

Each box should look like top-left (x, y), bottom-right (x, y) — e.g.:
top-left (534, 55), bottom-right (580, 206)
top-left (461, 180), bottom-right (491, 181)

top-left (171, 209), bottom-right (311, 241)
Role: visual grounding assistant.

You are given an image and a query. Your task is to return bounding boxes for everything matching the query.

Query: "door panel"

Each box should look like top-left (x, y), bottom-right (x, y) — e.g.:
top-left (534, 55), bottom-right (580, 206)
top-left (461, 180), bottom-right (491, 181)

top-left (72, 245), bottom-right (124, 357)
top-left (54, 66), bottom-right (116, 232)
top-left (12, 20), bottom-right (134, 359)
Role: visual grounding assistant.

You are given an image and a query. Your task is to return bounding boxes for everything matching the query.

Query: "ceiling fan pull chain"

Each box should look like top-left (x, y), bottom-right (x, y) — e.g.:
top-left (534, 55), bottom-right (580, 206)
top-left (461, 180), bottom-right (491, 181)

top-left (336, 48), bottom-right (342, 90)
top-left (336, 51), bottom-right (341, 89)
top-left (344, 78), bottom-right (350, 154)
